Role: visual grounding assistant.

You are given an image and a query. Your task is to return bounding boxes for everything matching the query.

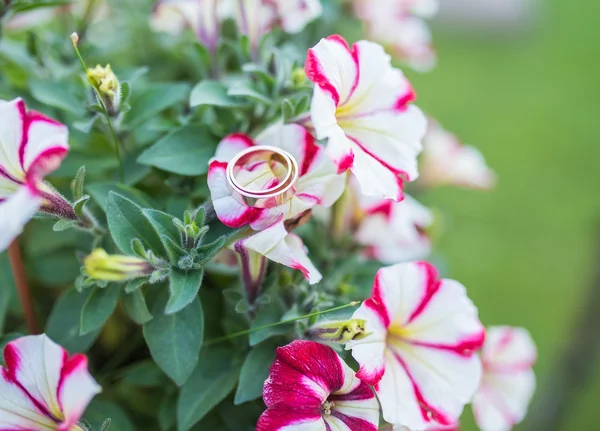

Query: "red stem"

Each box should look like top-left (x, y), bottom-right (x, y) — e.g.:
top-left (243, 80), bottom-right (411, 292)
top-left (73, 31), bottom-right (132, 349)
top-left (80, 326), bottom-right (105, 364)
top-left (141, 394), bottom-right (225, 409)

top-left (8, 240), bottom-right (40, 334)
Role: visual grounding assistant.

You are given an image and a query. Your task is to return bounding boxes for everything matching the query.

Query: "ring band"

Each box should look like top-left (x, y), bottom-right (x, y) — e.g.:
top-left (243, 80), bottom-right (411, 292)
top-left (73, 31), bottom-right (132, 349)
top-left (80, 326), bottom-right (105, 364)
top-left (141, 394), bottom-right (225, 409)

top-left (226, 145), bottom-right (299, 209)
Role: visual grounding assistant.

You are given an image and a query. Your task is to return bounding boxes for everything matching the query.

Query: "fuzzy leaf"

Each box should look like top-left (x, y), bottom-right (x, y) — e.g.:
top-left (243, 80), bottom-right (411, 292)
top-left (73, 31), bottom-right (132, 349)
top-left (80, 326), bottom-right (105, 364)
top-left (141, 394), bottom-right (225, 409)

top-left (177, 346), bottom-right (242, 431)
top-left (166, 269), bottom-right (204, 315)
top-left (143, 293), bottom-right (204, 386)
top-left (122, 290), bottom-right (153, 325)
top-left (234, 341), bottom-right (277, 405)
top-left (190, 80), bottom-right (247, 108)
top-left (106, 192), bottom-right (164, 256)
top-left (126, 82), bottom-right (190, 128)
top-left (29, 79), bottom-right (81, 115)
top-left (137, 125), bottom-right (217, 176)
top-left (142, 209), bottom-right (186, 264)
top-left (80, 285), bottom-right (121, 335)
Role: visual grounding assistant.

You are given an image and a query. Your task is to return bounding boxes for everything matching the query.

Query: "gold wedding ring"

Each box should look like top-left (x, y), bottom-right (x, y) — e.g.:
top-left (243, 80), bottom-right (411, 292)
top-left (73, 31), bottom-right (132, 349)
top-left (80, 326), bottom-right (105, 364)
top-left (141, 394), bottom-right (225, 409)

top-left (226, 145), bottom-right (299, 209)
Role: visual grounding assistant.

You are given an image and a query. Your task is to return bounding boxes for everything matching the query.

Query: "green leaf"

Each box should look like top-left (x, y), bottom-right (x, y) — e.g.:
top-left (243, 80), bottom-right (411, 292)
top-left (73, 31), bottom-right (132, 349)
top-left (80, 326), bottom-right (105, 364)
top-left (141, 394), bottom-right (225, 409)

top-left (141, 209), bottom-right (184, 263)
top-left (249, 302), bottom-right (291, 346)
top-left (52, 219), bottom-right (78, 232)
top-left (190, 80), bottom-right (246, 108)
top-left (106, 192), bottom-right (164, 256)
top-left (10, 0), bottom-right (73, 13)
top-left (46, 289), bottom-right (101, 353)
top-left (166, 269), bottom-right (204, 315)
top-left (234, 342), bottom-right (277, 405)
top-left (29, 79), bottom-right (81, 115)
top-left (282, 99), bottom-right (294, 123)
top-left (71, 166), bottom-right (86, 200)
top-left (127, 82), bottom-right (190, 128)
top-left (122, 289), bottom-right (153, 325)
top-left (84, 400), bottom-right (135, 431)
top-left (228, 81), bottom-right (272, 104)
top-left (125, 277), bottom-right (146, 293)
top-left (177, 346), bottom-right (242, 431)
top-left (73, 195), bottom-right (90, 220)
top-left (87, 182), bottom-right (154, 212)
top-left (119, 360), bottom-right (165, 387)
top-left (137, 125), bottom-right (217, 176)
top-left (143, 293), bottom-right (204, 386)
top-left (80, 285), bottom-right (121, 335)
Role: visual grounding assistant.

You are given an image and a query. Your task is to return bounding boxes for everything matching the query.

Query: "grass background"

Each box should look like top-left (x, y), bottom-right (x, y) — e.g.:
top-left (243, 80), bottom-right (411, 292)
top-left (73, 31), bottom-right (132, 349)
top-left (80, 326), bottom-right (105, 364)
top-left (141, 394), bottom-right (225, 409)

top-left (407, 0), bottom-right (600, 429)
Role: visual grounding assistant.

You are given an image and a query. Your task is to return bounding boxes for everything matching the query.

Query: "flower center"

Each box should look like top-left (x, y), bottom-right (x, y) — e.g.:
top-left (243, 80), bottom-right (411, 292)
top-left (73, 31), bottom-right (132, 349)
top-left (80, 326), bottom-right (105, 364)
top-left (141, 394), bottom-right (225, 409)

top-left (387, 323), bottom-right (413, 347)
top-left (322, 400), bottom-right (335, 415)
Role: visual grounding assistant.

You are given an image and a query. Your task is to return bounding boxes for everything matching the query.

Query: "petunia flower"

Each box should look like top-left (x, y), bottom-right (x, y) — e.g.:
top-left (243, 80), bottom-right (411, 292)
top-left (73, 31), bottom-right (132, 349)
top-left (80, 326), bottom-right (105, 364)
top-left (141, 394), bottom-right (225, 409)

top-left (347, 261), bottom-right (485, 430)
top-left (420, 120), bottom-right (496, 190)
top-left (208, 123), bottom-right (345, 231)
top-left (305, 34), bottom-right (427, 201)
top-left (355, 193), bottom-right (434, 264)
top-left (257, 340), bottom-right (379, 431)
top-left (208, 123), bottom-right (343, 285)
top-left (353, 0), bottom-right (438, 71)
top-left (472, 326), bottom-right (537, 431)
top-left (150, 0), bottom-right (226, 52)
top-left (0, 98), bottom-right (70, 251)
top-left (275, 0), bottom-right (323, 33)
top-left (0, 334), bottom-right (101, 430)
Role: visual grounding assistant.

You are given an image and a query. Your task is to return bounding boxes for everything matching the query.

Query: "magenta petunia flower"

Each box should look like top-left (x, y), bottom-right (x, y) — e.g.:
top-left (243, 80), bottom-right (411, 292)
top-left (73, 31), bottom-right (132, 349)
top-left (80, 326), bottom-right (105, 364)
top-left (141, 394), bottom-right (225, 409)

top-left (257, 340), bottom-right (379, 431)
top-left (0, 334), bottom-right (101, 430)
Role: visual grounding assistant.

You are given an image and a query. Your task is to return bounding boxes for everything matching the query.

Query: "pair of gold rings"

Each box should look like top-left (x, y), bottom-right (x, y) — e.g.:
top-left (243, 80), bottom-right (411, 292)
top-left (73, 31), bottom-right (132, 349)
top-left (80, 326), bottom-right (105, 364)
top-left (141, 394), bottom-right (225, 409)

top-left (226, 146), bottom-right (299, 209)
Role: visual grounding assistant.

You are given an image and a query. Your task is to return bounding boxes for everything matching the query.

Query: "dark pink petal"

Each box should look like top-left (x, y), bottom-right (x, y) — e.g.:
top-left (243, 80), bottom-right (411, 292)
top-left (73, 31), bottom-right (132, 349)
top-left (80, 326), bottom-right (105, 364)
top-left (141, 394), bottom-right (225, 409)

top-left (257, 407), bottom-right (323, 431)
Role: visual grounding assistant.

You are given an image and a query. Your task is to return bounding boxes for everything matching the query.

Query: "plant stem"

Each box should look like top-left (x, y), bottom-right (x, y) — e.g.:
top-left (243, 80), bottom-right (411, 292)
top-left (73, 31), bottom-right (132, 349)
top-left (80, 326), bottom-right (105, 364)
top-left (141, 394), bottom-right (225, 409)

top-left (7, 241), bottom-right (40, 334)
top-left (204, 301), bottom-right (361, 346)
top-left (71, 34), bottom-right (125, 182)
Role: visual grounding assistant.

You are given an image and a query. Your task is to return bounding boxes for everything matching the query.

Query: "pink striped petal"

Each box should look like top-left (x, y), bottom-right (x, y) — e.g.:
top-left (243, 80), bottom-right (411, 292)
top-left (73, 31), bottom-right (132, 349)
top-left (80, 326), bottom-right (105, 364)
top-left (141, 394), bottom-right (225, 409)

top-left (349, 262), bottom-right (484, 430)
top-left (472, 327), bottom-right (536, 431)
top-left (0, 369), bottom-right (56, 430)
top-left (259, 340), bottom-right (378, 431)
top-left (306, 36), bottom-right (426, 201)
top-left (0, 185), bottom-right (41, 252)
top-left (208, 124), bottom-right (344, 231)
top-left (56, 354), bottom-right (101, 431)
top-left (238, 221), bottom-right (322, 284)
top-left (0, 99), bottom-right (26, 183)
top-left (3, 335), bottom-right (100, 429)
top-left (421, 120), bottom-right (496, 190)
top-left (20, 112), bottom-right (69, 183)
top-left (355, 194), bottom-right (433, 264)
top-left (277, 0), bottom-right (322, 33)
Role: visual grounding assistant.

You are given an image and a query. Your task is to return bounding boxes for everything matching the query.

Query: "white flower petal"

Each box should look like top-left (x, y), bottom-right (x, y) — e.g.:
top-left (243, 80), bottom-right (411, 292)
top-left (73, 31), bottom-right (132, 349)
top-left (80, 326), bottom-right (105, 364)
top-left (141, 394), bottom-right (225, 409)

top-left (0, 99), bottom-right (26, 181)
top-left (0, 186), bottom-right (41, 252)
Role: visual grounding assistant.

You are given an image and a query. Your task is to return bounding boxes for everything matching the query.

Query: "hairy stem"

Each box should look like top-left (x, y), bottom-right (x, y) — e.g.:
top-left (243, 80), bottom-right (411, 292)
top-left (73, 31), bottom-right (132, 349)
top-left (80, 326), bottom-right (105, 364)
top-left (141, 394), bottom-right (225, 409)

top-left (204, 301), bottom-right (360, 346)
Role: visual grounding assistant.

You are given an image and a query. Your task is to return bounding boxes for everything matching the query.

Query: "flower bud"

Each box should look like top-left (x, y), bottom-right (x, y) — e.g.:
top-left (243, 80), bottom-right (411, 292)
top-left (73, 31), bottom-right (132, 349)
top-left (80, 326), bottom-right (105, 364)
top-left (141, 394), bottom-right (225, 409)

top-left (306, 319), bottom-right (371, 344)
top-left (87, 64), bottom-right (121, 116)
top-left (84, 249), bottom-right (152, 282)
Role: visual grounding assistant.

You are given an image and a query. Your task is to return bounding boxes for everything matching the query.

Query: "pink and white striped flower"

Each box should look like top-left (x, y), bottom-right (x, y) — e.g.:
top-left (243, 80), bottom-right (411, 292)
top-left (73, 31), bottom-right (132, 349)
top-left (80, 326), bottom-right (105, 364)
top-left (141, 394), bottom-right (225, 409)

top-left (347, 261), bottom-right (485, 430)
top-left (208, 123), bottom-right (345, 231)
top-left (420, 120), bottom-right (496, 190)
top-left (353, 0), bottom-right (438, 71)
top-left (0, 98), bottom-right (70, 251)
top-left (151, 0), bottom-right (226, 52)
top-left (472, 326), bottom-right (537, 431)
top-left (355, 194), bottom-right (434, 264)
top-left (208, 123), bottom-right (342, 283)
top-left (0, 334), bottom-right (101, 430)
top-left (275, 0), bottom-right (323, 33)
top-left (306, 35), bottom-right (427, 201)
top-left (257, 340), bottom-right (379, 431)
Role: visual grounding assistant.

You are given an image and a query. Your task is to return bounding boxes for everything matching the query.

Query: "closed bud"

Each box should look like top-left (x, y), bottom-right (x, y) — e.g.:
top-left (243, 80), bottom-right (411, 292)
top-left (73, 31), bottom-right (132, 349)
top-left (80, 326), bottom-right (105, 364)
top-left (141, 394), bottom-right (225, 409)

top-left (306, 319), bottom-right (371, 344)
top-left (291, 67), bottom-right (308, 87)
top-left (84, 249), bottom-right (152, 282)
top-left (87, 64), bottom-right (121, 116)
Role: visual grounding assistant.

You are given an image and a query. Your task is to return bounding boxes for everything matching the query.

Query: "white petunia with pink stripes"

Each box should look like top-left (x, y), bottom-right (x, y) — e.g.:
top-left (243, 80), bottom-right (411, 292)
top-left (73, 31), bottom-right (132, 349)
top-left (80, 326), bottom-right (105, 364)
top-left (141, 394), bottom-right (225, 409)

top-left (0, 334), bottom-right (101, 431)
top-left (347, 261), bottom-right (485, 430)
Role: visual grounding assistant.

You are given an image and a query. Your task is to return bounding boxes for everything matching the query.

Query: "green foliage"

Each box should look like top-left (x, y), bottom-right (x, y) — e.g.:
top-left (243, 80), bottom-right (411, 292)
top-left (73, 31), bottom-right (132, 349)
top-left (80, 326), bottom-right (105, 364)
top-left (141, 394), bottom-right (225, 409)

top-left (143, 292), bottom-right (204, 386)
top-left (80, 285), bottom-right (121, 335)
top-left (137, 125), bottom-right (218, 176)
top-left (177, 346), bottom-right (243, 431)
top-left (121, 289), bottom-right (153, 325)
top-left (234, 341), bottom-right (278, 405)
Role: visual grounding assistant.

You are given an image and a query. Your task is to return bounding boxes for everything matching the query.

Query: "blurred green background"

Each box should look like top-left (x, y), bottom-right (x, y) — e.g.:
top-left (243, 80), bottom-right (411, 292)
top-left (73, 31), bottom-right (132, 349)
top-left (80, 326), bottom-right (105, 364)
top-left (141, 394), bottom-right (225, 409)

top-left (410, 0), bottom-right (600, 429)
